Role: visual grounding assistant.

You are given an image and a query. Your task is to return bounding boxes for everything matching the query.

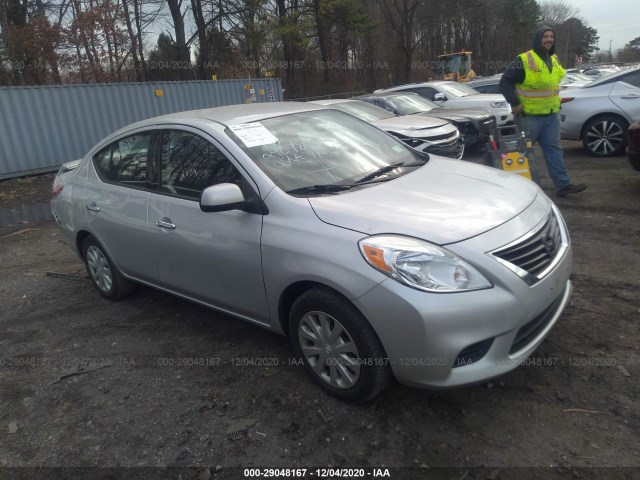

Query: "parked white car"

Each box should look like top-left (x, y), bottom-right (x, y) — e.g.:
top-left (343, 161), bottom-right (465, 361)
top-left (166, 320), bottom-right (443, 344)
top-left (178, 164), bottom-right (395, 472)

top-left (375, 81), bottom-right (513, 126)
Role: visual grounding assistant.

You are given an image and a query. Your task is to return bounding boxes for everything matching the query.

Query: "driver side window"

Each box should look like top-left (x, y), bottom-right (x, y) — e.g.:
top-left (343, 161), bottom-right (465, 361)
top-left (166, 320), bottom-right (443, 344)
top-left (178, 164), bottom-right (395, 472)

top-left (160, 130), bottom-right (242, 200)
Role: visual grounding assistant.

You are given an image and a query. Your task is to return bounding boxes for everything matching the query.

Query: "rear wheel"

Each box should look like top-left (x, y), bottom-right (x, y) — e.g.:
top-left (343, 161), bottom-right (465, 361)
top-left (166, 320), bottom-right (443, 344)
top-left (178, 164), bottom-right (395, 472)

top-left (582, 115), bottom-right (628, 157)
top-left (82, 235), bottom-right (136, 300)
top-left (289, 287), bottom-right (392, 401)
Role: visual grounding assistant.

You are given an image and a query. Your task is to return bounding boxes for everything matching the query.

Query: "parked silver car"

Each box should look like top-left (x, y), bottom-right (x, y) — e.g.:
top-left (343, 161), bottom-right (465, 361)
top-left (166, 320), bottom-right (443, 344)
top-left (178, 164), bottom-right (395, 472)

top-left (310, 99), bottom-right (464, 159)
top-left (51, 103), bottom-right (573, 401)
top-left (356, 92), bottom-right (496, 148)
top-left (560, 67), bottom-right (640, 156)
top-left (375, 81), bottom-right (513, 126)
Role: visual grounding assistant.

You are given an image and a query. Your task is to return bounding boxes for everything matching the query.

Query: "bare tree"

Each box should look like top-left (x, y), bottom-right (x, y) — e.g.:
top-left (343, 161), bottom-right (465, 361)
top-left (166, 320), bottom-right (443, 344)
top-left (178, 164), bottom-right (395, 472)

top-left (539, 0), bottom-right (579, 26)
top-left (165, 0), bottom-right (191, 79)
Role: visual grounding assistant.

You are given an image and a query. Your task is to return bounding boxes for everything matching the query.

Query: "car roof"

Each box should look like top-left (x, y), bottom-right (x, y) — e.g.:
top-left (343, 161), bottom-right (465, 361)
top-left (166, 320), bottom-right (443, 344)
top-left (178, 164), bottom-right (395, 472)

top-left (309, 99), bottom-right (359, 106)
top-left (467, 77), bottom-right (501, 85)
top-left (585, 66), bottom-right (639, 87)
top-left (366, 91), bottom-right (421, 98)
top-left (376, 81), bottom-right (454, 92)
top-left (121, 102), bottom-right (326, 131)
top-left (403, 81), bottom-right (451, 87)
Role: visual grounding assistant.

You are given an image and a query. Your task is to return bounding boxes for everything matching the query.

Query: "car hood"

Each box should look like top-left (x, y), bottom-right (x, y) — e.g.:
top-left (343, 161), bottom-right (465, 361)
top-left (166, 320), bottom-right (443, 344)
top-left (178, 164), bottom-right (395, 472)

top-left (371, 114), bottom-right (452, 134)
top-left (448, 94), bottom-right (506, 105)
top-left (418, 108), bottom-right (491, 123)
top-left (308, 157), bottom-right (540, 245)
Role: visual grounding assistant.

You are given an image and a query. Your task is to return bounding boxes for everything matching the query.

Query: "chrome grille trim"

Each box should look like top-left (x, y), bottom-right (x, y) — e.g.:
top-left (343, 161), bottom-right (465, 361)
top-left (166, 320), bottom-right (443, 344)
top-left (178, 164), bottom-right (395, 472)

top-left (392, 129), bottom-right (460, 146)
top-left (489, 204), bottom-right (569, 286)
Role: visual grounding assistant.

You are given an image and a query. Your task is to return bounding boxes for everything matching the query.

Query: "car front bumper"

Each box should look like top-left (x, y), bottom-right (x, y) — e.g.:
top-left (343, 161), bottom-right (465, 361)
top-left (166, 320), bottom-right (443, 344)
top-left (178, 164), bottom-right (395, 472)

top-left (353, 201), bottom-right (573, 388)
top-left (494, 109), bottom-right (514, 126)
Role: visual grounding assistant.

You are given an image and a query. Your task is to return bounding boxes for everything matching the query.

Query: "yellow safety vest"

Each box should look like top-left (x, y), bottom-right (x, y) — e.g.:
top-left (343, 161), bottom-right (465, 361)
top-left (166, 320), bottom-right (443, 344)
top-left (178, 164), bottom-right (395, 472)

top-left (515, 50), bottom-right (565, 115)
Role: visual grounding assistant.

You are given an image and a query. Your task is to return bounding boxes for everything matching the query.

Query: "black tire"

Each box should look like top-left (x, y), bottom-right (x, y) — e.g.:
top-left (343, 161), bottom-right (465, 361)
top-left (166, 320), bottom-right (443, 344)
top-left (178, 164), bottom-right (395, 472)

top-left (289, 286), bottom-right (392, 401)
top-left (582, 115), bottom-right (629, 157)
top-left (82, 235), bottom-right (136, 300)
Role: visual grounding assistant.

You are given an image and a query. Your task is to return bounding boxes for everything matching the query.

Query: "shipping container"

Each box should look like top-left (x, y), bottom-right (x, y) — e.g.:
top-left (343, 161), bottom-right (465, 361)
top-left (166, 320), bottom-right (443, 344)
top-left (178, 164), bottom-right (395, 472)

top-left (0, 79), bottom-right (283, 179)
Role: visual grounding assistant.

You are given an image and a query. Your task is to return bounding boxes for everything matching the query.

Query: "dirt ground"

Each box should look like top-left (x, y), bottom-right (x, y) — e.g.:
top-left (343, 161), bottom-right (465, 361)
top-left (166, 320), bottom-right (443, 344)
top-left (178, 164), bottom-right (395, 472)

top-left (1, 142), bottom-right (639, 480)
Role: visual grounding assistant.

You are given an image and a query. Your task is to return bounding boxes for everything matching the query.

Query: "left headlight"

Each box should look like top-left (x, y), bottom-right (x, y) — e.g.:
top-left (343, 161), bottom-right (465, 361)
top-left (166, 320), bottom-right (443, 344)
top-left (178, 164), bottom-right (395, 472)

top-left (491, 101), bottom-right (509, 109)
top-left (359, 235), bottom-right (492, 293)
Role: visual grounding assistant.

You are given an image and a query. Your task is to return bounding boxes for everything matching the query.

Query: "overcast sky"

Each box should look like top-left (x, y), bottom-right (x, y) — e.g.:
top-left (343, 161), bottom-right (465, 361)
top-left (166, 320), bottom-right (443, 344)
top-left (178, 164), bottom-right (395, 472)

top-left (560, 0), bottom-right (640, 52)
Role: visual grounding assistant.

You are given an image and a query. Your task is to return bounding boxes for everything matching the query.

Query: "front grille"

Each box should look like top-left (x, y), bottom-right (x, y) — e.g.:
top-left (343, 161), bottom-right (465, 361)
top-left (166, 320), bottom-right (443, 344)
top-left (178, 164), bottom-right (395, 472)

top-left (509, 287), bottom-right (567, 354)
top-left (491, 208), bottom-right (566, 285)
top-left (453, 338), bottom-right (494, 368)
top-left (460, 123), bottom-right (477, 136)
top-left (392, 130), bottom-right (460, 151)
top-left (431, 140), bottom-right (464, 159)
top-left (390, 124), bottom-right (464, 158)
top-left (426, 131), bottom-right (459, 142)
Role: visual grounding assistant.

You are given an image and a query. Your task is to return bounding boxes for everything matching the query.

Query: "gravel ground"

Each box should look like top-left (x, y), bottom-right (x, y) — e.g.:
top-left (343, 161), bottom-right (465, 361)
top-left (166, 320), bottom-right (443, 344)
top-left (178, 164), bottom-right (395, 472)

top-left (0, 142), bottom-right (639, 480)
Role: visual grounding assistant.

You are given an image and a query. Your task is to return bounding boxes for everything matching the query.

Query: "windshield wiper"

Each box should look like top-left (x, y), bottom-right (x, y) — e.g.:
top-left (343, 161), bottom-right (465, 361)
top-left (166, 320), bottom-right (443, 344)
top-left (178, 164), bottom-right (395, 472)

top-left (286, 184), bottom-right (353, 195)
top-left (353, 160), bottom-right (425, 185)
top-left (353, 161), bottom-right (405, 184)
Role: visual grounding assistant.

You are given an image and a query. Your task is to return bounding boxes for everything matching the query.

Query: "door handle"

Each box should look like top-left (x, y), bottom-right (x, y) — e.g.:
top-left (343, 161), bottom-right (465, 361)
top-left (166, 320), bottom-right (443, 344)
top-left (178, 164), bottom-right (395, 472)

top-left (621, 94), bottom-right (639, 99)
top-left (86, 202), bottom-right (100, 212)
top-left (155, 219), bottom-right (176, 230)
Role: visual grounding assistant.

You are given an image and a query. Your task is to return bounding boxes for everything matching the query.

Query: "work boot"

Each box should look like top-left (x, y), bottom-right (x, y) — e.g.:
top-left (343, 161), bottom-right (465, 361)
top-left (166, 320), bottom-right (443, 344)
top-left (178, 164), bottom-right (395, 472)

top-left (556, 183), bottom-right (588, 197)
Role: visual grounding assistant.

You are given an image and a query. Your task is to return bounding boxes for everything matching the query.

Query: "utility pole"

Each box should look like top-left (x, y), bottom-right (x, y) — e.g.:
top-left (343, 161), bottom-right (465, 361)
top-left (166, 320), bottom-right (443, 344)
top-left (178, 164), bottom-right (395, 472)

top-left (609, 40), bottom-right (612, 62)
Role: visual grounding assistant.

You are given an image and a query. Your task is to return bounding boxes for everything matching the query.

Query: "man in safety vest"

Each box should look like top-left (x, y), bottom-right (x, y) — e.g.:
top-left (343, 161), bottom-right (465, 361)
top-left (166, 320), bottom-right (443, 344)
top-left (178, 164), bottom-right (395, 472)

top-left (500, 26), bottom-right (587, 197)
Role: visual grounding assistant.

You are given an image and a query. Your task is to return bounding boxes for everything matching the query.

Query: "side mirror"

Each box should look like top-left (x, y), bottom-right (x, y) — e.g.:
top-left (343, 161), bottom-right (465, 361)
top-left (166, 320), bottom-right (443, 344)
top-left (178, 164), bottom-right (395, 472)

top-left (434, 92), bottom-right (446, 102)
top-left (200, 183), bottom-right (246, 212)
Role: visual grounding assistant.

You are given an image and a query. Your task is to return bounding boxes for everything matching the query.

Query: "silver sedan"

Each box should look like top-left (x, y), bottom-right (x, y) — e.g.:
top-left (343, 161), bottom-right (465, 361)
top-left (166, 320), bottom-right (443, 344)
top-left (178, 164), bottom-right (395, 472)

top-left (560, 67), bottom-right (640, 156)
top-left (51, 103), bottom-right (572, 401)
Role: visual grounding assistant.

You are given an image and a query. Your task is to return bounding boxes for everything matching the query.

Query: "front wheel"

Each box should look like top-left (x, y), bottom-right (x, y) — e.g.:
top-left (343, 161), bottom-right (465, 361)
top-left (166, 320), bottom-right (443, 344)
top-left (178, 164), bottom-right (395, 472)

top-left (289, 287), bottom-right (392, 401)
top-left (82, 235), bottom-right (137, 300)
top-left (582, 115), bottom-right (628, 157)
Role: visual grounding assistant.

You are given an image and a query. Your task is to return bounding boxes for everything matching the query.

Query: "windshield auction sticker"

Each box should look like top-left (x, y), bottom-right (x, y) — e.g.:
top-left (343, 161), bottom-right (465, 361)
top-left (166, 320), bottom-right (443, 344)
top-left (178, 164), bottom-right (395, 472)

top-left (229, 123), bottom-right (278, 147)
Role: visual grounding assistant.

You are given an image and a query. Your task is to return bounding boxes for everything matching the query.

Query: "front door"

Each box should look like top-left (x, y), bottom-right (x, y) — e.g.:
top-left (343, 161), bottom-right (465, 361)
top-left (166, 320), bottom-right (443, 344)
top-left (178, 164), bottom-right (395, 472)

top-left (146, 128), bottom-right (269, 323)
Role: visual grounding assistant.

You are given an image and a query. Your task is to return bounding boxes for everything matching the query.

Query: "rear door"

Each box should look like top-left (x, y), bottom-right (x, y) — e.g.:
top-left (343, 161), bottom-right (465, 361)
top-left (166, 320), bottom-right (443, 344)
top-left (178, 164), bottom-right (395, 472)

top-left (84, 129), bottom-right (158, 281)
top-left (609, 70), bottom-right (640, 122)
top-left (146, 127), bottom-right (269, 323)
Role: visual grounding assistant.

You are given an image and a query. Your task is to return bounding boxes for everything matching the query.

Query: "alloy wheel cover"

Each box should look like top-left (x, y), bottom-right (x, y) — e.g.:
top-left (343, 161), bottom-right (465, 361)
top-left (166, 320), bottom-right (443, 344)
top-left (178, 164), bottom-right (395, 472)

top-left (86, 246), bottom-right (113, 293)
top-left (298, 311), bottom-right (361, 389)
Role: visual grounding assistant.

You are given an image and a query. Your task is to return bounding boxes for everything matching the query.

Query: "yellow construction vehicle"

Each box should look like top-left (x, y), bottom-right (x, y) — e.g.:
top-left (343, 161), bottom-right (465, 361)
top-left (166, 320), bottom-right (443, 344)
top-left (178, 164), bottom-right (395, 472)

top-left (437, 51), bottom-right (476, 82)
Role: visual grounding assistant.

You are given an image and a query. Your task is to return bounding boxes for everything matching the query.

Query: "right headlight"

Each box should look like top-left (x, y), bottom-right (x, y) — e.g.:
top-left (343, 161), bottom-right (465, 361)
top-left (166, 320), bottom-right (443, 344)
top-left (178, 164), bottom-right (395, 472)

top-left (359, 235), bottom-right (492, 293)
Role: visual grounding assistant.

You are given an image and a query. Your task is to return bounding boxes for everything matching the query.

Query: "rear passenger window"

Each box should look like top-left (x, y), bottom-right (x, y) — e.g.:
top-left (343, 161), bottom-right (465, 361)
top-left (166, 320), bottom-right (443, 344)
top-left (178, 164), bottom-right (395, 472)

top-left (160, 130), bottom-right (242, 200)
top-left (93, 132), bottom-right (152, 187)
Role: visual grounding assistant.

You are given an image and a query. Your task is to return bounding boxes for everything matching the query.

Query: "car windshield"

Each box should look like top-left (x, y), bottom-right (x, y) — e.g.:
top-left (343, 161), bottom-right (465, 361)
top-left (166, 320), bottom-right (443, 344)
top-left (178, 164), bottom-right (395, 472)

top-left (439, 83), bottom-right (480, 97)
top-left (386, 94), bottom-right (440, 115)
top-left (329, 101), bottom-right (395, 121)
top-left (229, 110), bottom-right (420, 194)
